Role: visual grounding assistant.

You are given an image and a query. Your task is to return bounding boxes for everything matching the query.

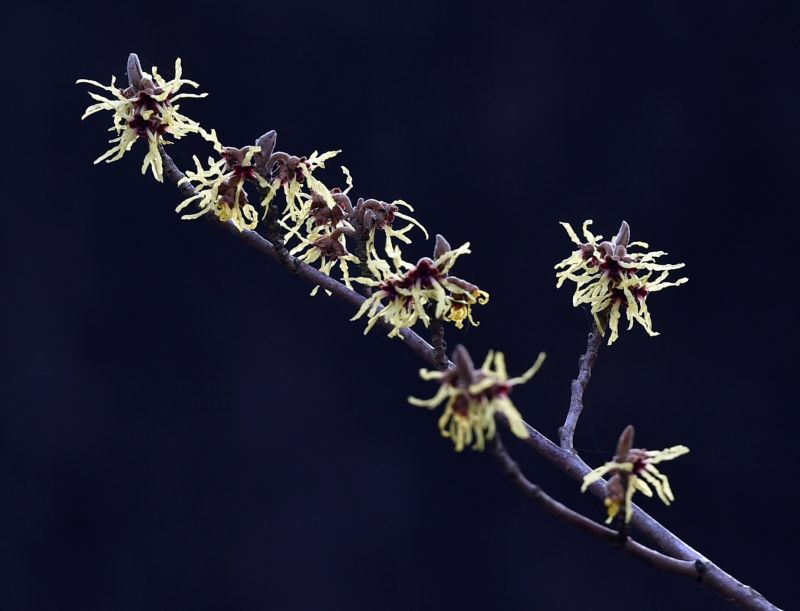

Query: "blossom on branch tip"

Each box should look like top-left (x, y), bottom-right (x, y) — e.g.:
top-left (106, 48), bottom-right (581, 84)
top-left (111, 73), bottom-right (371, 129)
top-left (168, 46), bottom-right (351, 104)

top-left (555, 220), bottom-right (687, 345)
top-left (175, 142), bottom-right (268, 232)
top-left (78, 54), bottom-right (207, 182)
top-left (350, 235), bottom-right (489, 338)
top-left (409, 345), bottom-right (545, 451)
top-left (581, 425), bottom-right (689, 524)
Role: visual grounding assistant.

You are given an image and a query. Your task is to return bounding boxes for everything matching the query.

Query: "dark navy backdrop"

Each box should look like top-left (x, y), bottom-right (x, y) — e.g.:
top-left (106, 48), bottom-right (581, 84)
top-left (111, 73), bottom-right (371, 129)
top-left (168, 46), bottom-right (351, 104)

top-left (2, 1), bottom-right (798, 609)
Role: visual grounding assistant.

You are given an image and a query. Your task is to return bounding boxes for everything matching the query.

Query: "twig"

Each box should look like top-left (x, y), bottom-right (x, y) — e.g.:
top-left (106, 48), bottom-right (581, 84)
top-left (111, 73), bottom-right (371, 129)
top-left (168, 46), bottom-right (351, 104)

top-left (430, 317), bottom-right (448, 371)
top-left (558, 320), bottom-right (603, 451)
top-left (261, 199), bottom-right (297, 271)
top-left (491, 434), bottom-right (698, 578)
top-left (159, 148), bottom-right (780, 611)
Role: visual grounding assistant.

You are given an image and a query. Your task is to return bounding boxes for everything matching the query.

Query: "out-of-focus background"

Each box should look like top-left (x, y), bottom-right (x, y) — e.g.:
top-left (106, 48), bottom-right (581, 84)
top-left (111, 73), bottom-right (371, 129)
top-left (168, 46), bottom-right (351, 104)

top-left (3, 1), bottom-right (798, 609)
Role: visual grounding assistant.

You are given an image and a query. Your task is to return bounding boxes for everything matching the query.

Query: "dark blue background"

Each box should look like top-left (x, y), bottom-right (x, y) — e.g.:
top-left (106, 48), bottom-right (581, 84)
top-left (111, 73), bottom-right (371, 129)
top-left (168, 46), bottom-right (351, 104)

top-left (3, 1), bottom-right (798, 609)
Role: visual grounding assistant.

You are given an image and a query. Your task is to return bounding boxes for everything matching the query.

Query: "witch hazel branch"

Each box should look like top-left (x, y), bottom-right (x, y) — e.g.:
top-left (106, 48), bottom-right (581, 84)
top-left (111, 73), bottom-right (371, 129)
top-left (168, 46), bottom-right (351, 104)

top-left (77, 54), bottom-right (780, 611)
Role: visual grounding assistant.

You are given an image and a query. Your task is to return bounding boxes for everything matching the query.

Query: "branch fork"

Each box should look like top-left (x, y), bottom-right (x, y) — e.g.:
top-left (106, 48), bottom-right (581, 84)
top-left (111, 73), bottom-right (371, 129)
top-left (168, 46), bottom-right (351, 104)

top-left (156, 133), bottom-right (779, 611)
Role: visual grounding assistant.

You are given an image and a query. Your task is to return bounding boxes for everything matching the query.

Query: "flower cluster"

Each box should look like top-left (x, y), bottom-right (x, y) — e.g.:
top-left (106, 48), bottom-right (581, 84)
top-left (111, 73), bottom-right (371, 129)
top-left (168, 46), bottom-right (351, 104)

top-left (79, 57), bottom-right (437, 324)
top-left (351, 197), bottom-right (429, 262)
top-left (263, 150), bottom-right (343, 225)
top-left (351, 235), bottom-right (489, 337)
top-left (555, 220), bottom-right (687, 345)
top-left (581, 425), bottom-right (689, 524)
top-left (176, 137), bottom-right (270, 232)
top-left (290, 226), bottom-right (360, 296)
top-left (275, 167), bottom-right (429, 292)
top-left (78, 54), bottom-right (207, 182)
top-left (409, 345), bottom-right (545, 451)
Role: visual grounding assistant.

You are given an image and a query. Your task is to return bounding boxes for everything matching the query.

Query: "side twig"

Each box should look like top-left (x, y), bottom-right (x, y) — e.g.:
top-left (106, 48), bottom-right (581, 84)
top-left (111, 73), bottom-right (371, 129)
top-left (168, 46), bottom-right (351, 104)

top-left (558, 321), bottom-right (603, 451)
top-left (492, 434), bottom-right (697, 578)
top-left (510, 416), bottom-right (778, 610)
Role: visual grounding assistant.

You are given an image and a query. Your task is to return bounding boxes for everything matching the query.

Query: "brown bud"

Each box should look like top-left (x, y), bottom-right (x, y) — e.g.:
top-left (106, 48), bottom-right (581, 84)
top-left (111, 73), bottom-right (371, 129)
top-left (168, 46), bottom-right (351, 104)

top-left (614, 220), bottom-right (631, 250)
top-left (127, 53), bottom-right (144, 91)
top-left (313, 228), bottom-right (350, 259)
top-left (444, 276), bottom-right (478, 293)
top-left (256, 130), bottom-right (277, 156)
top-left (434, 234), bottom-right (452, 260)
top-left (452, 344), bottom-right (476, 384)
top-left (363, 209), bottom-right (378, 232)
top-left (614, 425), bottom-right (635, 462)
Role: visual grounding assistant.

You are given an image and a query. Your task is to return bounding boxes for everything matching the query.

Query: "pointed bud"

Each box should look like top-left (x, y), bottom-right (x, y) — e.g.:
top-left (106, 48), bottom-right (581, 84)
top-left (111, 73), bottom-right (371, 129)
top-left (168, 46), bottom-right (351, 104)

top-left (127, 53), bottom-right (144, 91)
top-left (615, 425), bottom-right (635, 461)
top-left (434, 234), bottom-right (452, 260)
top-left (256, 130), bottom-right (277, 160)
top-left (443, 276), bottom-right (478, 293)
top-left (452, 344), bottom-right (476, 384)
top-left (614, 220), bottom-right (631, 249)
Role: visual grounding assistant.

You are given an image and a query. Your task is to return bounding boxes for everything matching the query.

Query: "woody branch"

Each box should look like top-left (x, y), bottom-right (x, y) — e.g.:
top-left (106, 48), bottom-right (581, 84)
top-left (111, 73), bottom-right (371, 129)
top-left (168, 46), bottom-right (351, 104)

top-left (158, 147), bottom-right (778, 611)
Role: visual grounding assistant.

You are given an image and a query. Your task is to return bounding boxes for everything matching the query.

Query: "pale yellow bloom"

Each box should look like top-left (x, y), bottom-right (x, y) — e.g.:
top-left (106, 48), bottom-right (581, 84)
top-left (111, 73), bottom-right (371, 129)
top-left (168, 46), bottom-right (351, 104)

top-left (280, 165), bottom-right (428, 279)
top-left (280, 166), bottom-right (356, 245)
top-left (78, 58), bottom-right (207, 181)
top-left (289, 226), bottom-right (360, 296)
top-left (409, 348), bottom-right (545, 451)
top-left (175, 143), bottom-right (268, 232)
top-left (555, 220), bottom-right (687, 344)
top-left (262, 150), bottom-right (342, 225)
top-left (581, 425), bottom-right (689, 524)
top-left (351, 240), bottom-right (488, 338)
top-left (442, 277), bottom-right (490, 329)
top-left (352, 197), bottom-right (428, 262)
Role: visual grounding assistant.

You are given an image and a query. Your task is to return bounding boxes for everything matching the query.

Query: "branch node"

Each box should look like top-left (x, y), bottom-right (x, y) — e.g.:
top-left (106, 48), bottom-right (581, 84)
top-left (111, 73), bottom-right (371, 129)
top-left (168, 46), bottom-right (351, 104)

top-left (430, 317), bottom-right (448, 371)
top-left (695, 559), bottom-right (708, 582)
top-left (262, 200), bottom-right (298, 272)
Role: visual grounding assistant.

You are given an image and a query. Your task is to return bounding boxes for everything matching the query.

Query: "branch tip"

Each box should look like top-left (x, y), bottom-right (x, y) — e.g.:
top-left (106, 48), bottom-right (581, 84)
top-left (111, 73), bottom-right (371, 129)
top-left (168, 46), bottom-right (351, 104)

top-left (256, 130), bottom-right (277, 159)
top-left (434, 234), bottom-right (452, 259)
top-left (452, 344), bottom-right (475, 380)
top-left (616, 425), bottom-right (635, 459)
top-left (127, 53), bottom-right (143, 90)
top-left (615, 220), bottom-right (631, 248)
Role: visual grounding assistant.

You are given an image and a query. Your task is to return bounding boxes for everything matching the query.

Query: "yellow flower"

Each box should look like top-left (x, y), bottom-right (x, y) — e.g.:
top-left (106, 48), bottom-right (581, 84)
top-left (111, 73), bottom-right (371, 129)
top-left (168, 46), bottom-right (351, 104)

top-left (280, 166), bottom-right (356, 244)
top-left (78, 55), bottom-right (207, 182)
top-left (289, 226), bottom-right (360, 296)
top-left (262, 150), bottom-right (342, 224)
top-left (581, 425), bottom-right (689, 524)
top-left (175, 141), bottom-right (269, 232)
top-left (351, 236), bottom-right (489, 337)
top-left (409, 345), bottom-right (545, 451)
top-left (279, 166), bottom-right (428, 275)
top-left (441, 276), bottom-right (490, 329)
top-left (555, 220), bottom-right (687, 345)
top-left (352, 197), bottom-right (428, 262)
